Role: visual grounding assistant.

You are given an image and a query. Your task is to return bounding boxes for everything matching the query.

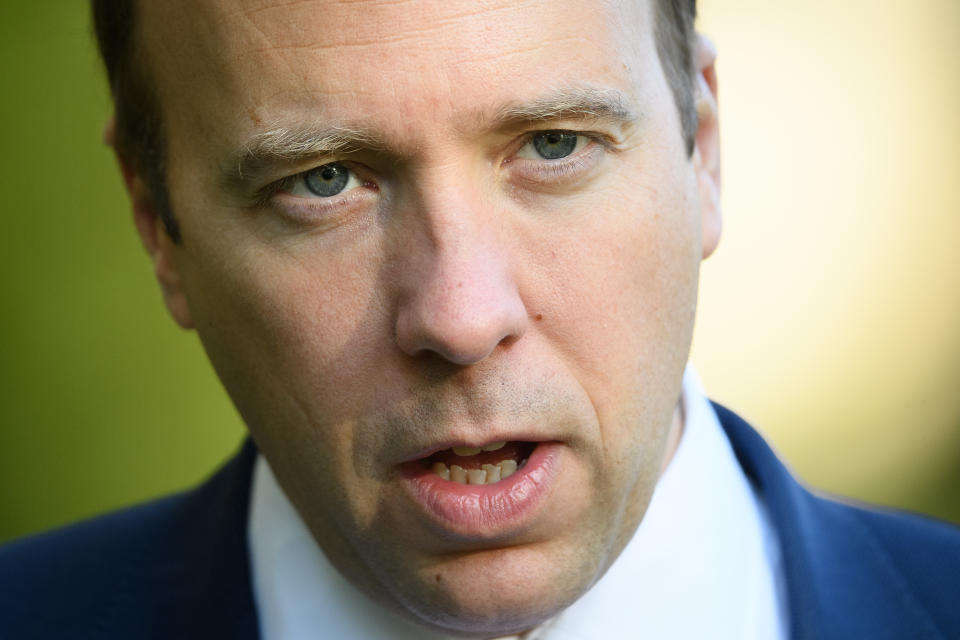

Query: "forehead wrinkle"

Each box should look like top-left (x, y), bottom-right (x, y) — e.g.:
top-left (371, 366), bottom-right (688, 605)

top-left (227, 0), bottom-right (540, 55)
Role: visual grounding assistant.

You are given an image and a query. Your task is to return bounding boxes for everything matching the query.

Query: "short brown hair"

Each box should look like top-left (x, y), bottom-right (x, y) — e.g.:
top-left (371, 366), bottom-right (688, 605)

top-left (655, 0), bottom-right (698, 156)
top-left (92, 0), bottom-right (698, 243)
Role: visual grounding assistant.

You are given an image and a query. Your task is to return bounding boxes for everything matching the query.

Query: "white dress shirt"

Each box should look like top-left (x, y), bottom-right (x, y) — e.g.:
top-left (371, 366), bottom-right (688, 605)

top-left (248, 366), bottom-right (789, 639)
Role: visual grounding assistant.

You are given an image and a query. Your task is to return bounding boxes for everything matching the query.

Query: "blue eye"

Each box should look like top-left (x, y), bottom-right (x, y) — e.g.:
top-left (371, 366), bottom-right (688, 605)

top-left (304, 163), bottom-right (350, 197)
top-left (531, 131), bottom-right (579, 159)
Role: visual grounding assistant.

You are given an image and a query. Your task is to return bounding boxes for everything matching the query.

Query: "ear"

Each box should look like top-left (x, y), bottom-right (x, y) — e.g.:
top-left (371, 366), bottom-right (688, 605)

top-left (105, 116), bottom-right (194, 329)
top-left (693, 34), bottom-right (721, 260)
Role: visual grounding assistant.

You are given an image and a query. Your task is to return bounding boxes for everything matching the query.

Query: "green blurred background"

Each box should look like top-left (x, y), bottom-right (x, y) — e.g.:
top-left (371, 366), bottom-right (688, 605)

top-left (1, 1), bottom-right (958, 544)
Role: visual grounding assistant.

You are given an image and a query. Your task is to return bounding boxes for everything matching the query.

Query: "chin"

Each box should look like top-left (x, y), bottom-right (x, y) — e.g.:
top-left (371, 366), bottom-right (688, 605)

top-left (387, 543), bottom-right (600, 638)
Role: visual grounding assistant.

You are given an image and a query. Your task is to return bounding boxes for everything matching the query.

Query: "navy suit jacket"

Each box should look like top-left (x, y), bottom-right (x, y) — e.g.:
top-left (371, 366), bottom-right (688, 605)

top-left (2, 405), bottom-right (958, 639)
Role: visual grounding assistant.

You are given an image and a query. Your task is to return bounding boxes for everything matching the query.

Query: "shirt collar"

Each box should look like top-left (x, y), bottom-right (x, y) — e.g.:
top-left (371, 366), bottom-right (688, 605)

top-left (247, 365), bottom-right (787, 639)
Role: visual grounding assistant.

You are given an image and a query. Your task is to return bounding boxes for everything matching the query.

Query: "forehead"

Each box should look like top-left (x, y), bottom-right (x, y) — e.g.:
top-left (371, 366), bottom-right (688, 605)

top-left (139, 0), bottom-right (656, 149)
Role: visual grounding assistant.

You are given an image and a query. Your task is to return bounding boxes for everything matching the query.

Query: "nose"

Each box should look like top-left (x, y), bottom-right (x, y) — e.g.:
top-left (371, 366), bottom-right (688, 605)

top-left (394, 196), bottom-right (528, 366)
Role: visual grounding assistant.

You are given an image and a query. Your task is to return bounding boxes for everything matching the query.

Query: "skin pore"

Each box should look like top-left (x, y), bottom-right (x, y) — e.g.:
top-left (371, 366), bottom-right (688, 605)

top-left (119, 0), bottom-right (720, 636)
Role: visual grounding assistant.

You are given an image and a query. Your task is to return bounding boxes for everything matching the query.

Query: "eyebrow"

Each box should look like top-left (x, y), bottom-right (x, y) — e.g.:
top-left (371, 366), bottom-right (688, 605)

top-left (224, 86), bottom-right (640, 187)
top-left (489, 87), bottom-right (640, 130)
top-left (227, 125), bottom-right (384, 186)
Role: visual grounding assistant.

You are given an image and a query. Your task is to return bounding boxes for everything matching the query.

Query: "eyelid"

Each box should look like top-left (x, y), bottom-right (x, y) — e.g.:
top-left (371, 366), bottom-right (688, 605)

top-left (254, 161), bottom-right (364, 206)
top-left (250, 161), bottom-right (379, 231)
top-left (505, 130), bottom-right (611, 184)
top-left (511, 128), bottom-right (614, 159)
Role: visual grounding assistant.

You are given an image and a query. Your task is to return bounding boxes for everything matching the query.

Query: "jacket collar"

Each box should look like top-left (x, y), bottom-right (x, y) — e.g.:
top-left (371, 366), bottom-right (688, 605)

top-left (713, 402), bottom-right (946, 640)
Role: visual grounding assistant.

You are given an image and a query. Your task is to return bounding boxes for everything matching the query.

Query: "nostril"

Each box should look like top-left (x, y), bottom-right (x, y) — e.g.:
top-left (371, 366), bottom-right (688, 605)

top-left (395, 293), bottom-right (528, 365)
top-left (393, 237), bottom-right (529, 365)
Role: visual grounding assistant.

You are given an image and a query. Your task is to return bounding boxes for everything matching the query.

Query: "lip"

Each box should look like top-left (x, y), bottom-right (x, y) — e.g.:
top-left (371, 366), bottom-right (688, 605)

top-left (398, 442), bottom-right (562, 538)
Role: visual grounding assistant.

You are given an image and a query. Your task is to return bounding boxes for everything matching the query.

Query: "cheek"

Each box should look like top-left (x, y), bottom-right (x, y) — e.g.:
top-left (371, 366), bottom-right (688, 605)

top-left (526, 157), bottom-right (701, 463)
top-left (540, 174), bottom-right (699, 384)
top-left (177, 224), bottom-right (391, 455)
top-left (181, 235), bottom-right (402, 533)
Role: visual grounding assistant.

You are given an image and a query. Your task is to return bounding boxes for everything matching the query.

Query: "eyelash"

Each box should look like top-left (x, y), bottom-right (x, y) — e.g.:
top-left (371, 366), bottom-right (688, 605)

top-left (505, 130), bottom-right (609, 183)
top-left (253, 170), bottom-right (377, 228)
top-left (254, 175), bottom-right (293, 208)
top-left (255, 129), bottom-right (608, 215)
top-left (255, 169), bottom-right (372, 204)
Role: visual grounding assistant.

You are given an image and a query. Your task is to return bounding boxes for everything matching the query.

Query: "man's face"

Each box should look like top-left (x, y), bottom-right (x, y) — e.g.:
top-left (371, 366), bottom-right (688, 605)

top-left (136, 0), bottom-right (717, 635)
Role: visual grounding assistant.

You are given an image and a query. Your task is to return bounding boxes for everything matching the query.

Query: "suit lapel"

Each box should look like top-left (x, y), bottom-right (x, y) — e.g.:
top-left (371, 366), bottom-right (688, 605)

top-left (713, 402), bottom-right (944, 640)
top-left (129, 438), bottom-right (261, 638)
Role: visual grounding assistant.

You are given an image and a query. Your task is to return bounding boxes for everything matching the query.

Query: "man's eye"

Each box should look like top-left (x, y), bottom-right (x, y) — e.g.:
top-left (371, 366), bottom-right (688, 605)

top-left (288, 162), bottom-right (361, 198)
top-left (519, 131), bottom-right (587, 160)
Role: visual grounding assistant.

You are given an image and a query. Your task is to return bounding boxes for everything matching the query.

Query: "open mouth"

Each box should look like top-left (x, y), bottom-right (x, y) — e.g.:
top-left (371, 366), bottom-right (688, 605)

top-left (419, 441), bottom-right (537, 486)
top-left (400, 440), bottom-right (562, 534)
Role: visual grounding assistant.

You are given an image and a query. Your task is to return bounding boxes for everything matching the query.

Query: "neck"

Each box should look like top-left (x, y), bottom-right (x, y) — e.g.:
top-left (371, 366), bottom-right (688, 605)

top-left (660, 396), bottom-right (686, 475)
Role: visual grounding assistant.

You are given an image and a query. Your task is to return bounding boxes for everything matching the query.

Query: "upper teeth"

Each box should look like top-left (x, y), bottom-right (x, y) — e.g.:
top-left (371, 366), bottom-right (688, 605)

top-left (432, 459), bottom-right (519, 485)
top-left (451, 441), bottom-right (507, 456)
